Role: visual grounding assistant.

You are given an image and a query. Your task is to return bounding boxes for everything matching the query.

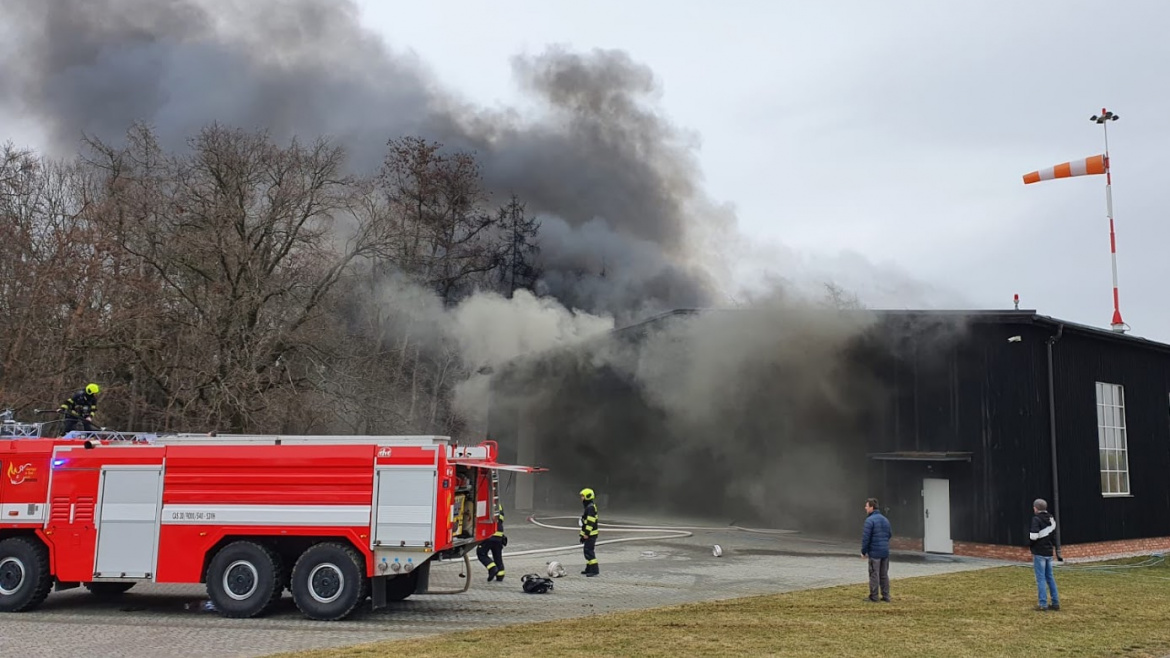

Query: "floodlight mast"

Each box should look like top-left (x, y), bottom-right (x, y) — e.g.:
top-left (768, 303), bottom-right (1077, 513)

top-left (1090, 108), bottom-right (1126, 333)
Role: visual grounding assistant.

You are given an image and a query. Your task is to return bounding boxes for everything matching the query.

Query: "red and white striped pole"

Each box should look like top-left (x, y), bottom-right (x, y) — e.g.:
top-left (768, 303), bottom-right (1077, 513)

top-left (1092, 108), bottom-right (1126, 333)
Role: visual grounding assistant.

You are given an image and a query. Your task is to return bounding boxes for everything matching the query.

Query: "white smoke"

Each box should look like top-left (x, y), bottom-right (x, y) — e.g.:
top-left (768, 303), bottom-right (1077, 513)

top-left (372, 276), bottom-right (614, 432)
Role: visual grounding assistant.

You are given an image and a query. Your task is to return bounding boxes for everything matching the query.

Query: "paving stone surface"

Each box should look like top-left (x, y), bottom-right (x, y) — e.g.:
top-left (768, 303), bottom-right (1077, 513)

top-left (0, 512), bottom-right (1007, 658)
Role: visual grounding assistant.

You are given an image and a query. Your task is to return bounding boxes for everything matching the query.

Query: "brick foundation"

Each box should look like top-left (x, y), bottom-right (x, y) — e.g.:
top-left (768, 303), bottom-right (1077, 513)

top-left (892, 535), bottom-right (1170, 563)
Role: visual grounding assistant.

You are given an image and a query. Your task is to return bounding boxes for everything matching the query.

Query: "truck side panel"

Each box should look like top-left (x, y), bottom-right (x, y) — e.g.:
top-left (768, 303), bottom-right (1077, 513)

top-left (373, 445), bottom-right (449, 554)
top-left (162, 444), bottom-right (377, 505)
top-left (44, 445), bottom-right (167, 582)
top-left (43, 466), bottom-right (101, 582)
top-left (156, 444), bottom-right (377, 582)
top-left (0, 440), bottom-right (52, 530)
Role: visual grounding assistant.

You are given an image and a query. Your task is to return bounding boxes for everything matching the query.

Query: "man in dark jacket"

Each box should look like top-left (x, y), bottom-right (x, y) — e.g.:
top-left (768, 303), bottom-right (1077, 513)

top-left (1029, 498), bottom-right (1060, 611)
top-left (59, 383), bottom-right (100, 434)
top-left (861, 497), bottom-right (893, 602)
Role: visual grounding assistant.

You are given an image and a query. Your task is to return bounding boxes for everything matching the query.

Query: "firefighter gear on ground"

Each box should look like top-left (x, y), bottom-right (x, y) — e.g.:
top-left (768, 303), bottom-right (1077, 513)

top-left (59, 385), bottom-right (100, 434)
top-left (580, 488), bottom-right (600, 576)
top-left (520, 573), bottom-right (554, 594)
top-left (476, 504), bottom-right (507, 581)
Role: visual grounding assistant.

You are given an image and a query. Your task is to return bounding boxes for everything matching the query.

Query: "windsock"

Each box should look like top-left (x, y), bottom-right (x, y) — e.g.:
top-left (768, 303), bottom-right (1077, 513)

top-left (1022, 154), bottom-right (1107, 184)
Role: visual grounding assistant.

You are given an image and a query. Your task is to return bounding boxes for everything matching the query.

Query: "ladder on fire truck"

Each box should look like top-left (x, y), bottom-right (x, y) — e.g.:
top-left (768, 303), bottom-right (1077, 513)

top-left (31, 430), bottom-right (460, 447)
top-left (151, 432), bottom-right (457, 446)
top-left (45, 430), bottom-right (499, 462)
top-left (1, 409), bottom-right (41, 438)
top-left (3, 422), bottom-right (504, 470)
top-left (149, 434), bottom-right (499, 461)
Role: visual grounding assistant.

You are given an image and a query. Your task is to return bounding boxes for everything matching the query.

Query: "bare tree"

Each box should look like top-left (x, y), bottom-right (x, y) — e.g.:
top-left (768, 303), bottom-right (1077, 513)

top-left (0, 126), bottom-right (549, 440)
top-left (0, 144), bottom-right (110, 422)
top-left (377, 136), bottom-right (501, 304)
top-left (80, 123), bottom-right (394, 432)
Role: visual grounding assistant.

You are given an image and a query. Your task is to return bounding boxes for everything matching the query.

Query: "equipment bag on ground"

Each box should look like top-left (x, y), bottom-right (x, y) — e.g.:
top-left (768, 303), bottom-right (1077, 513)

top-left (520, 574), bottom-right (555, 594)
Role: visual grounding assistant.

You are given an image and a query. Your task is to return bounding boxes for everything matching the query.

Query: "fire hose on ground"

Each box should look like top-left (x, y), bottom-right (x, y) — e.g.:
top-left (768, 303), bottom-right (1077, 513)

top-left (501, 515), bottom-right (802, 559)
top-left (426, 516), bottom-right (808, 590)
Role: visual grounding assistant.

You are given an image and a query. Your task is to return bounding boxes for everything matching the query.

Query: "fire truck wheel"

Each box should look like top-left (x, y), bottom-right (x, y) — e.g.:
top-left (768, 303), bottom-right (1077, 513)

top-left (205, 540), bottom-right (283, 618)
top-left (0, 537), bottom-right (53, 613)
top-left (290, 542), bottom-right (367, 621)
top-left (84, 581), bottom-right (136, 600)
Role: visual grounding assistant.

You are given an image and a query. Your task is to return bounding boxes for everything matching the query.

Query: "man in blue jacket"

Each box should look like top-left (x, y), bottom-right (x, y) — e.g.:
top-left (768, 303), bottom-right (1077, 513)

top-left (861, 497), bottom-right (893, 602)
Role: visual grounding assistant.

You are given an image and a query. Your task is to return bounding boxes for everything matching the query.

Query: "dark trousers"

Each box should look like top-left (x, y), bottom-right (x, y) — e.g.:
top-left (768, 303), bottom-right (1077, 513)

top-left (868, 556), bottom-right (890, 601)
top-left (477, 537), bottom-right (505, 579)
top-left (582, 536), bottom-right (599, 574)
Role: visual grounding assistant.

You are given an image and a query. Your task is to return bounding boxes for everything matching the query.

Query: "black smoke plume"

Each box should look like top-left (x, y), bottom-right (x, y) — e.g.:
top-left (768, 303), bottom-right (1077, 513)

top-left (0, 0), bottom-right (725, 322)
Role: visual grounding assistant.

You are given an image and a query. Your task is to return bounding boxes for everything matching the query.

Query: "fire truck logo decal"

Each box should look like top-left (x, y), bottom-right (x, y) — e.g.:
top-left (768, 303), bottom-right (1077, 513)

top-left (6, 462), bottom-right (37, 485)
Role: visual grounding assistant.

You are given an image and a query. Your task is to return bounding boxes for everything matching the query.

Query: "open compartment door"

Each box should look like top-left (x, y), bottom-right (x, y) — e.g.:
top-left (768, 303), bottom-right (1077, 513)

top-left (447, 460), bottom-right (547, 473)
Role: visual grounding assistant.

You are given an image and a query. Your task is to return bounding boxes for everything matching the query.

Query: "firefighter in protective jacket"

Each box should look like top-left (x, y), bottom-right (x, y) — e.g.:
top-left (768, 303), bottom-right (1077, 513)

top-left (59, 383), bottom-right (100, 434)
top-left (579, 487), bottom-right (600, 576)
top-left (476, 504), bottom-right (507, 582)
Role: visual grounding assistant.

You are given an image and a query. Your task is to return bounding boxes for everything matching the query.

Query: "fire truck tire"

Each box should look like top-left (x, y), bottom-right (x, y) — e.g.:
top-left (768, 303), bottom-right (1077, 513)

top-left (0, 537), bottom-right (53, 613)
top-left (205, 540), bottom-right (283, 618)
top-left (84, 581), bottom-right (136, 599)
top-left (262, 550), bottom-right (287, 614)
top-left (290, 542), bottom-right (367, 621)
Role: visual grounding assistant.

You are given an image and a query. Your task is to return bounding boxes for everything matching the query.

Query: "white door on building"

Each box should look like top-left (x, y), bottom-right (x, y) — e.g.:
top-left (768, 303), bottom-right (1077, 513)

top-left (923, 477), bottom-right (954, 554)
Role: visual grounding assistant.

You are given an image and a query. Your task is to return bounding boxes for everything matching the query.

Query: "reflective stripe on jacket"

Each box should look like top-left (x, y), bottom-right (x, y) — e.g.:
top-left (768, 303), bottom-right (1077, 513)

top-left (580, 501), bottom-right (599, 538)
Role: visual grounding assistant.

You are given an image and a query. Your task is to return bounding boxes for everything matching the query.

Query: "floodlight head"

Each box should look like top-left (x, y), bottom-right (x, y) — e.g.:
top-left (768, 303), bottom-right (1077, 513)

top-left (1092, 109), bottom-right (1119, 123)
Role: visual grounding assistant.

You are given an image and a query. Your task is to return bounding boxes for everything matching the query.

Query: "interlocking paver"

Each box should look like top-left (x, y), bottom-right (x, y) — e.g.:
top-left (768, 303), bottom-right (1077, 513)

top-left (0, 514), bottom-right (1006, 658)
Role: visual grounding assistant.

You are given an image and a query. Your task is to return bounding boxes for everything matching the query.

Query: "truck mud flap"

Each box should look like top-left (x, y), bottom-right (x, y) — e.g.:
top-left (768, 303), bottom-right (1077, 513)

top-left (370, 561), bottom-right (432, 611)
top-left (371, 575), bottom-right (386, 611)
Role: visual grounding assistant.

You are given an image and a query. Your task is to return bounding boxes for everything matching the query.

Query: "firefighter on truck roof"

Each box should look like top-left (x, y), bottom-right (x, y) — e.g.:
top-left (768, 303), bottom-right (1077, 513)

top-left (477, 503), bottom-right (508, 582)
top-left (579, 487), bottom-right (600, 576)
top-left (59, 383), bottom-right (100, 434)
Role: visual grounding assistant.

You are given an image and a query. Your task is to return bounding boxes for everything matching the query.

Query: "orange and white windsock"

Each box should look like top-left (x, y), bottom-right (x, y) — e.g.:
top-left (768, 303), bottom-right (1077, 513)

top-left (1022, 154), bottom-right (1107, 184)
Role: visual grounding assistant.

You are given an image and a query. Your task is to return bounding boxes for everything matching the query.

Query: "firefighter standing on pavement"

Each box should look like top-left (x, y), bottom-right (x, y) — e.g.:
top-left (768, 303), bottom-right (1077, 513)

top-left (579, 487), bottom-right (600, 576)
top-left (476, 504), bottom-right (507, 582)
top-left (59, 383), bottom-right (100, 434)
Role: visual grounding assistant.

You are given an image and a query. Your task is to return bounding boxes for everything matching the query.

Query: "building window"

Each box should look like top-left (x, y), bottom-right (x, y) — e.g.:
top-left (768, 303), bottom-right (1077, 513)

top-left (1095, 381), bottom-right (1130, 496)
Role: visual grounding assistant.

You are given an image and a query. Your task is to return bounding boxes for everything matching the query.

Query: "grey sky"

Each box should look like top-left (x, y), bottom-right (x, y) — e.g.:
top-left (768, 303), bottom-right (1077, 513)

top-left (356, 0), bottom-right (1170, 340)
top-left (3, 1), bottom-right (1167, 340)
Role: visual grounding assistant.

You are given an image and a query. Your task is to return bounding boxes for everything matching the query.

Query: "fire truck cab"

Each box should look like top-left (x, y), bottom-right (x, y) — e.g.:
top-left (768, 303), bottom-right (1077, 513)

top-left (0, 428), bottom-right (542, 621)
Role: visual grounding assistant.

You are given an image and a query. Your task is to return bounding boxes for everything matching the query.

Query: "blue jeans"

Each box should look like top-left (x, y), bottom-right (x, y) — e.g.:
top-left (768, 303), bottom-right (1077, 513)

top-left (1032, 555), bottom-right (1059, 608)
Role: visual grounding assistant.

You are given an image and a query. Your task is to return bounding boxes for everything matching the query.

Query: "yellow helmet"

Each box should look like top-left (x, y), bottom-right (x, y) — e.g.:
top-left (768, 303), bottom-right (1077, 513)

top-left (85, 383), bottom-right (101, 395)
top-left (579, 488), bottom-right (595, 501)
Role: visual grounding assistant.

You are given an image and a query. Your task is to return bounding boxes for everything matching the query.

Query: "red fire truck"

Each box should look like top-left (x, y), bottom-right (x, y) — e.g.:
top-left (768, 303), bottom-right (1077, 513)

top-left (0, 424), bottom-right (543, 621)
